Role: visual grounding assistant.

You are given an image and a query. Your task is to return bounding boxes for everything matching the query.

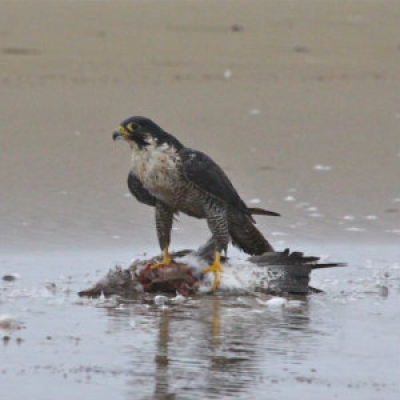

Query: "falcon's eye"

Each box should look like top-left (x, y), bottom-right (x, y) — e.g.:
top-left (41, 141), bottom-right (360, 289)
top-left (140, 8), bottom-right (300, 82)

top-left (126, 122), bottom-right (139, 132)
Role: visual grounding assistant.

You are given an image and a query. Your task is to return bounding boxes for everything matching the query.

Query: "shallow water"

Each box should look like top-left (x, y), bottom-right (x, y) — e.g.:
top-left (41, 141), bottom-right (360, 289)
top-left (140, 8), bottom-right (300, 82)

top-left (1, 244), bottom-right (399, 400)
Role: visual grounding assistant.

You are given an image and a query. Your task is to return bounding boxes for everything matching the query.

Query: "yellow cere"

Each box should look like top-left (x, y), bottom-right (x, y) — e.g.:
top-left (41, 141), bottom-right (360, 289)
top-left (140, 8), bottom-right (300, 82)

top-left (119, 125), bottom-right (129, 137)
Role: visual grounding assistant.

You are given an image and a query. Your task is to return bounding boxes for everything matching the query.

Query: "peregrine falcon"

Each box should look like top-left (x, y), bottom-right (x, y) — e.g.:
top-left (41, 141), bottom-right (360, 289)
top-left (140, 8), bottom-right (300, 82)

top-left (112, 116), bottom-right (279, 291)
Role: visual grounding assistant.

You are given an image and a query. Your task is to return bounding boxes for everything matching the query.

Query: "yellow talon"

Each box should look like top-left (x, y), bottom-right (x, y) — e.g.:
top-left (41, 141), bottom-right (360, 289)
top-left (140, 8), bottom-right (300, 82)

top-left (203, 251), bottom-right (223, 292)
top-left (152, 247), bottom-right (172, 269)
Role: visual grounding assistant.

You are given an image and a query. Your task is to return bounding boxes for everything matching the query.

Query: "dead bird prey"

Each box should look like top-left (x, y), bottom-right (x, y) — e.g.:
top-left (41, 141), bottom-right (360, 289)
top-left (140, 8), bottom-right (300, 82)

top-left (112, 116), bottom-right (279, 291)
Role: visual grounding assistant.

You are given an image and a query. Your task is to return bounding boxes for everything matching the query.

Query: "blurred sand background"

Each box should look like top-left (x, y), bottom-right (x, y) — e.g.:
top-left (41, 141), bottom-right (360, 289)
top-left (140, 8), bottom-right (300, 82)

top-left (0, 0), bottom-right (399, 254)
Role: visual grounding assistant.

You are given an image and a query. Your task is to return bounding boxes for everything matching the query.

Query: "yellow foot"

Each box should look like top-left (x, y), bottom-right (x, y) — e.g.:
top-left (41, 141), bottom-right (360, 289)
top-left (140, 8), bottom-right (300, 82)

top-left (152, 248), bottom-right (172, 269)
top-left (203, 252), bottom-right (223, 292)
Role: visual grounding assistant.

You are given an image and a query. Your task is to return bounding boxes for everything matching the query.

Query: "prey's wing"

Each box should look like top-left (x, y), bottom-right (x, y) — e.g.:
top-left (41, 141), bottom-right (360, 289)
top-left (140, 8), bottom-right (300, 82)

top-left (127, 171), bottom-right (157, 207)
top-left (179, 148), bottom-right (249, 213)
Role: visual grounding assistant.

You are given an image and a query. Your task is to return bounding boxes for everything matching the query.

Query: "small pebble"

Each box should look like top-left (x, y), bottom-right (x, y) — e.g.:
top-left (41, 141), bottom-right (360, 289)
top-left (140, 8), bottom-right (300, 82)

top-left (377, 285), bottom-right (389, 297)
top-left (223, 69), bottom-right (232, 79)
top-left (0, 315), bottom-right (21, 330)
top-left (313, 164), bottom-right (332, 171)
top-left (2, 274), bottom-right (19, 282)
top-left (284, 196), bottom-right (296, 202)
top-left (292, 44), bottom-right (310, 53)
top-left (345, 227), bottom-right (365, 232)
top-left (3, 336), bottom-right (11, 344)
top-left (231, 24), bottom-right (244, 32)
top-left (249, 198), bottom-right (261, 204)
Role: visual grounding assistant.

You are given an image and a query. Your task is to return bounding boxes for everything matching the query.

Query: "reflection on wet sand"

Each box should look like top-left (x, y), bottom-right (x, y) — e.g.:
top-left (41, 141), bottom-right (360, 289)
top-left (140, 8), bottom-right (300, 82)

top-left (154, 311), bottom-right (169, 398)
top-left (111, 296), bottom-right (315, 399)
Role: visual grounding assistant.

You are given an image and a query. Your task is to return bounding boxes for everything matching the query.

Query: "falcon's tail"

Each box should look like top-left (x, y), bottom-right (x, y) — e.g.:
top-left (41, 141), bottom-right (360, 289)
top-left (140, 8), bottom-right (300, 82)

top-left (228, 209), bottom-right (275, 255)
top-left (248, 207), bottom-right (280, 217)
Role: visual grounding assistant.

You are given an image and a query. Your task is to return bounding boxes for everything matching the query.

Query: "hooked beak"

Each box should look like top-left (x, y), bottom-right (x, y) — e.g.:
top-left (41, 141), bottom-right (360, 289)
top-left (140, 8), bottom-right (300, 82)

top-left (112, 125), bottom-right (130, 141)
top-left (112, 131), bottom-right (122, 141)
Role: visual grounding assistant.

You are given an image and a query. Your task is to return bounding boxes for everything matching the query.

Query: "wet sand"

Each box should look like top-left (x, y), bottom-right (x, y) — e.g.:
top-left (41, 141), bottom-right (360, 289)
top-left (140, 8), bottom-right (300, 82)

top-left (1, 0), bottom-right (399, 399)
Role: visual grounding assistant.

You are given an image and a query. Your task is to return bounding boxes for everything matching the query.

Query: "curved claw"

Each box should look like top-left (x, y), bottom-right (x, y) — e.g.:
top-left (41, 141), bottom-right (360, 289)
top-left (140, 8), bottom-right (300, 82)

top-left (203, 251), bottom-right (223, 292)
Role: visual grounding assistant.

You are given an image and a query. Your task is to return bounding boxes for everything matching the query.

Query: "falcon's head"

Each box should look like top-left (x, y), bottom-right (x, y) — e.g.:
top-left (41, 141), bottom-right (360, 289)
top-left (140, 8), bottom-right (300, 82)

top-left (112, 116), bottom-right (183, 151)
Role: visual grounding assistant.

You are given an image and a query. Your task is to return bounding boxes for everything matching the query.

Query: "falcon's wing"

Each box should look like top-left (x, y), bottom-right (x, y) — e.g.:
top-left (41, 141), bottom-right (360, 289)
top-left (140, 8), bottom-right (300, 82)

top-left (179, 148), bottom-right (249, 214)
top-left (127, 171), bottom-right (157, 207)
